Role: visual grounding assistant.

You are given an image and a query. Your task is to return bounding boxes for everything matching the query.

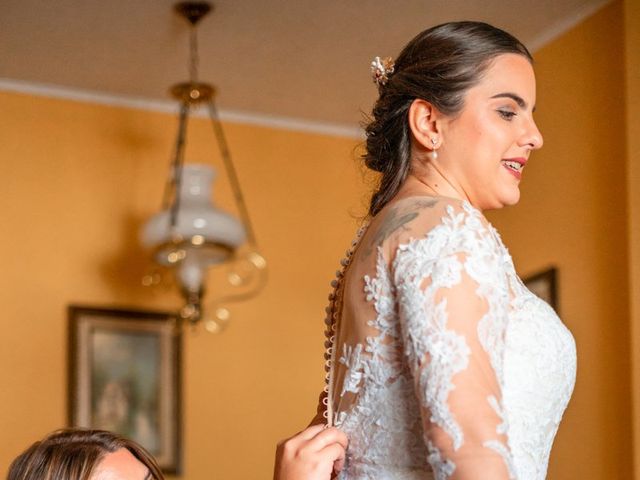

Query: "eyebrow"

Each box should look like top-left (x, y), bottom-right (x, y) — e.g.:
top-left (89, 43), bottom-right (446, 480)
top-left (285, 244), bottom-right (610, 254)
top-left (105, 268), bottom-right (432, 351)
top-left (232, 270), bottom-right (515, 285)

top-left (490, 92), bottom-right (536, 112)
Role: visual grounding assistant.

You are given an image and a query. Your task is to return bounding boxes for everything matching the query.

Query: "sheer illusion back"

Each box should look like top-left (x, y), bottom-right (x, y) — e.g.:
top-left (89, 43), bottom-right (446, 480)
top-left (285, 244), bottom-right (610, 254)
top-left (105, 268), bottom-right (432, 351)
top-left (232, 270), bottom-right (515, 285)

top-left (327, 197), bottom-right (576, 480)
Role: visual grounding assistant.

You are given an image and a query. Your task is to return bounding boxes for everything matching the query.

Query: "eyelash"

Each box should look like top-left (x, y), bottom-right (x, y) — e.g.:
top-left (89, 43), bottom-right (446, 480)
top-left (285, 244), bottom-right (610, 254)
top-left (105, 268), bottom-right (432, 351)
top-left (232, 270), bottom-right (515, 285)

top-left (497, 109), bottom-right (517, 121)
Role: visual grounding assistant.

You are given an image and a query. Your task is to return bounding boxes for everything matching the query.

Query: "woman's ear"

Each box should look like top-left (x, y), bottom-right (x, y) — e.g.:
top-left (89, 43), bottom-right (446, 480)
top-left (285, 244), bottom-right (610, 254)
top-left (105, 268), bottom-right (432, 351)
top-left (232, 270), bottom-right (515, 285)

top-left (408, 99), bottom-right (443, 152)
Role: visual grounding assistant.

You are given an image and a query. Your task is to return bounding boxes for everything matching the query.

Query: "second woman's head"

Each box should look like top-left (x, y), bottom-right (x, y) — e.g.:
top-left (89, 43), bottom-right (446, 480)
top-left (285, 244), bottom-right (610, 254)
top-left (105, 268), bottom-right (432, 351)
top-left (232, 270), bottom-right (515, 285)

top-left (7, 429), bottom-right (164, 480)
top-left (365, 21), bottom-right (543, 215)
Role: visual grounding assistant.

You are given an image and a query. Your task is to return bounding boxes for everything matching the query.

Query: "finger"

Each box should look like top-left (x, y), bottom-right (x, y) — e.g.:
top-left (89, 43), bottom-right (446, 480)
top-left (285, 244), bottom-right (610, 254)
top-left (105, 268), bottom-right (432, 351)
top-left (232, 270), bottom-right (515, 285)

top-left (318, 427), bottom-right (348, 448)
top-left (326, 427), bottom-right (348, 449)
top-left (291, 423), bottom-right (326, 442)
top-left (320, 443), bottom-right (346, 464)
top-left (305, 427), bottom-right (348, 451)
top-left (277, 424), bottom-right (325, 453)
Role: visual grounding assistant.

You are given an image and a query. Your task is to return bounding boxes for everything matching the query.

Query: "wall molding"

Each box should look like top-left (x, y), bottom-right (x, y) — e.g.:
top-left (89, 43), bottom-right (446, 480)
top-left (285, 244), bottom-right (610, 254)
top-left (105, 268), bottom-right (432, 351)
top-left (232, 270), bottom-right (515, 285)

top-left (0, 77), bottom-right (364, 140)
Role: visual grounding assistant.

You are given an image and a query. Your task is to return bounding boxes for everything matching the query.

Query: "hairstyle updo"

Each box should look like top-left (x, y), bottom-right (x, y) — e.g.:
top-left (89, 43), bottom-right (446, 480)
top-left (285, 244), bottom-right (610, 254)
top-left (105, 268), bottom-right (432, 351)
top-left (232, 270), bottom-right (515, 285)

top-left (364, 21), bottom-right (533, 217)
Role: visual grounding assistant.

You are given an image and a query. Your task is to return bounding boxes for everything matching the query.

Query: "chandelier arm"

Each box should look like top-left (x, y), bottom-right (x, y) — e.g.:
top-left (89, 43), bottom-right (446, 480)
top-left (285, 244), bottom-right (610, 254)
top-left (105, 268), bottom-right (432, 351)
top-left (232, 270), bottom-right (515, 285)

top-left (208, 269), bottom-right (269, 307)
top-left (162, 102), bottom-right (190, 210)
top-left (206, 100), bottom-right (259, 246)
top-left (167, 102), bottom-right (191, 230)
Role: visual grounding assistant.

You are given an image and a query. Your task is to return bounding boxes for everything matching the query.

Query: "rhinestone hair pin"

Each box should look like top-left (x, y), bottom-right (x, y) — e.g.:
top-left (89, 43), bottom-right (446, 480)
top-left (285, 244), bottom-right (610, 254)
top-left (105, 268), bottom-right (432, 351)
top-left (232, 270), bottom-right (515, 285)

top-left (371, 56), bottom-right (395, 87)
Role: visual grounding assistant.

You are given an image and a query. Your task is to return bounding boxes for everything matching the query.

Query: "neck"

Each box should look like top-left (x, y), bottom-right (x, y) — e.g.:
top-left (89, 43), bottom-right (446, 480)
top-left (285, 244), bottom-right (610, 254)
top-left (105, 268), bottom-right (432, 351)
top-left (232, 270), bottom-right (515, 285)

top-left (403, 159), bottom-right (470, 203)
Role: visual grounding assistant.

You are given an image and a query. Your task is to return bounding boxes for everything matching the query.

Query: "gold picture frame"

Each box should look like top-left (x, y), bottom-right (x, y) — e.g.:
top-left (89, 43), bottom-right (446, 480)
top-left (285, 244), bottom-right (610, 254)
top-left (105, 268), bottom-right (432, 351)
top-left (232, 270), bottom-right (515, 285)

top-left (68, 306), bottom-right (181, 473)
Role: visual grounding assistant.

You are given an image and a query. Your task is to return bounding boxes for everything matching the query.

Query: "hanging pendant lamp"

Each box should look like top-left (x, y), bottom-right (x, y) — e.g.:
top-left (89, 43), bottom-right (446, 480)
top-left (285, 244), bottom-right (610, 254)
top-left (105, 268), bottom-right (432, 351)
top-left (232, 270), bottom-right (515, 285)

top-left (140, 1), bottom-right (266, 333)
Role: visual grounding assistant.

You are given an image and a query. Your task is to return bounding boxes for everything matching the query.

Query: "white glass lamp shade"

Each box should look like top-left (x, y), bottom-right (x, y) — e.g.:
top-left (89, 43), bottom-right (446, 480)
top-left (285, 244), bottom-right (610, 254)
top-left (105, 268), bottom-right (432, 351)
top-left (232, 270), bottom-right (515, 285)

top-left (141, 164), bottom-right (246, 279)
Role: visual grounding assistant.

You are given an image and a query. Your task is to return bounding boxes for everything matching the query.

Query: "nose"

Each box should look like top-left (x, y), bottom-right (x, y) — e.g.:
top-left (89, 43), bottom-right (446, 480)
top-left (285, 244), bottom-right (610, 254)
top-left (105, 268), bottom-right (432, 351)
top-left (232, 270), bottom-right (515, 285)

top-left (520, 117), bottom-right (543, 150)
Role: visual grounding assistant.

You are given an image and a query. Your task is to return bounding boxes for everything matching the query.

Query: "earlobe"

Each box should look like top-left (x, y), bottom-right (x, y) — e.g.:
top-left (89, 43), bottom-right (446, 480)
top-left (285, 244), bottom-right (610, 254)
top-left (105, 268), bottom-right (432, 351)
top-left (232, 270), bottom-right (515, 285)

top-left (408, 99), bottom-right (442, 154)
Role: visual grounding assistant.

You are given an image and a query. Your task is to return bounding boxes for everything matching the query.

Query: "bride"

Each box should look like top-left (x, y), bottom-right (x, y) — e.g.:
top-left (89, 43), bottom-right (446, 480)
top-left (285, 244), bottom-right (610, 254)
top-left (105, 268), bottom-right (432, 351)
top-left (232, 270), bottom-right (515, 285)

top-left (275, 21), bottom-right (576, 480)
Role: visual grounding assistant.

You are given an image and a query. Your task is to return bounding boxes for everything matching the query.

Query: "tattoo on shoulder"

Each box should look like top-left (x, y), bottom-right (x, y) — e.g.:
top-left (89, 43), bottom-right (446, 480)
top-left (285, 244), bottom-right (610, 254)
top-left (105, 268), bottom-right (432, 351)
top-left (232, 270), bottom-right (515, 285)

top-left (413, 198), bottom-right (438, 210)
top-left (361, 197), bottom-right (438, 260)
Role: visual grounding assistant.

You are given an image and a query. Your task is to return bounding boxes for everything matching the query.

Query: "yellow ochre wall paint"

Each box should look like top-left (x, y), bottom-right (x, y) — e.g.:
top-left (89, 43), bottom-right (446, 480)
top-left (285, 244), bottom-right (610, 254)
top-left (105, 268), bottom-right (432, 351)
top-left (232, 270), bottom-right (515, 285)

top-left (0, 1), bottom-right (636, 478)
top-left (625, 0), bottom-right (640, 476)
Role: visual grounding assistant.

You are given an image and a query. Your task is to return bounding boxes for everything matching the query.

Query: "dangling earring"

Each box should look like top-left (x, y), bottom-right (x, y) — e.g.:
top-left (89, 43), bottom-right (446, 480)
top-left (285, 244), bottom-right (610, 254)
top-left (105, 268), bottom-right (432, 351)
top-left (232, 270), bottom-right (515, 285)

top-left (427, 137), bottom-right (439, 161)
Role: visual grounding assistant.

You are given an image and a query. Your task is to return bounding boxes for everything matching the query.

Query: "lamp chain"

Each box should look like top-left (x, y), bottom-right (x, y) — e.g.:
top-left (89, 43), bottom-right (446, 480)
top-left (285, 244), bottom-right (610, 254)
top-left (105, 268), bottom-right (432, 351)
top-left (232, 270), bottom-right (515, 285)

top-left (189, 25), bottom-right (199, 84)
top-left (207, 100), bottom-right (258, 246)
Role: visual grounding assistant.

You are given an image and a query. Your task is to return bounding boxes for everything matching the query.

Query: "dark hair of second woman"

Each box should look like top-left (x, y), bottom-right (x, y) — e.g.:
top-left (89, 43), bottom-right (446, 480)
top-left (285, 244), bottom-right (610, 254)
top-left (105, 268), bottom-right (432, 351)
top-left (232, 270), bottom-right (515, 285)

top-left (7, 429), bottom-right (164, 480)
top-left (364, 21), bottom-right (533, 217)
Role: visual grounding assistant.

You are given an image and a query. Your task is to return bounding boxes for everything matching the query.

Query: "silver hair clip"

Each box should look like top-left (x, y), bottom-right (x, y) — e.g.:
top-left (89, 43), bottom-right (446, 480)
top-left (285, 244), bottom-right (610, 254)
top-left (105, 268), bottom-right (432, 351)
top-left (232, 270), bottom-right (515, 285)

top-left (371, 56), bottom-right (395, 87)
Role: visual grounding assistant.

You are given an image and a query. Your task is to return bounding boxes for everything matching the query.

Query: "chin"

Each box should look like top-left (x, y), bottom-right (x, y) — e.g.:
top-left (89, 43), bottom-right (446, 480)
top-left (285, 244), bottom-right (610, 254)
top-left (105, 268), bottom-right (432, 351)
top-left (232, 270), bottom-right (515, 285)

top-left (500, 187), bottom-right (521, 207)
top-left (480, 188), bottom-right (520, 211)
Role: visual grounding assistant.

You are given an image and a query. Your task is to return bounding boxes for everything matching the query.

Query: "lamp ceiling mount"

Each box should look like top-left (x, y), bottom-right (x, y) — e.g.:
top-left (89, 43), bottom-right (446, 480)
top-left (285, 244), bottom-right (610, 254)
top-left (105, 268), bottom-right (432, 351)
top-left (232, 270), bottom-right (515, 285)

top-left (174, 1), bottom-right (213, 26)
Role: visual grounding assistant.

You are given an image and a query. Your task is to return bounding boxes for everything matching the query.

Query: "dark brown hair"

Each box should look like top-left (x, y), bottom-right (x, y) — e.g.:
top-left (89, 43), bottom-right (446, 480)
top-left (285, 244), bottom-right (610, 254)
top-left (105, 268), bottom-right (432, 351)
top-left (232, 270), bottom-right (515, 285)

top-left (364, 21), bottom-right (533, 217)
top-left (7, 429), bottom-right (164, 480)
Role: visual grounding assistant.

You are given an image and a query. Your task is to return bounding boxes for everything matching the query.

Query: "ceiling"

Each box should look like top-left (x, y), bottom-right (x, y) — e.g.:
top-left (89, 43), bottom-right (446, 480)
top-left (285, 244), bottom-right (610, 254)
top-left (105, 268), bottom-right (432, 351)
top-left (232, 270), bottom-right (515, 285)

top-left (0, 0), bottom-right (610, 134)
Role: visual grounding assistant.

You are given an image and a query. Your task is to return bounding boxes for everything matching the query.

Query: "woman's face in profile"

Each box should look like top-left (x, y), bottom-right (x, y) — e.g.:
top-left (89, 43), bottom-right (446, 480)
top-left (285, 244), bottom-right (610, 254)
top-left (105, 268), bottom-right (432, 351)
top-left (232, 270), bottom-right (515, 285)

top-left (439, 53), bottom-right (543, 210)
top-left (91, 448), bottom-right (151, 480)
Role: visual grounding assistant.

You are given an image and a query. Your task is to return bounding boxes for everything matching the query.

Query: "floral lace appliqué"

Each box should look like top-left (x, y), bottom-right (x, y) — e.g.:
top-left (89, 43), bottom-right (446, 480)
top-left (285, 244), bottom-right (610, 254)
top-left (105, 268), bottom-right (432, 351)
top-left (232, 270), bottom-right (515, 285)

top-left (340, 343), bottom-right (364, 396)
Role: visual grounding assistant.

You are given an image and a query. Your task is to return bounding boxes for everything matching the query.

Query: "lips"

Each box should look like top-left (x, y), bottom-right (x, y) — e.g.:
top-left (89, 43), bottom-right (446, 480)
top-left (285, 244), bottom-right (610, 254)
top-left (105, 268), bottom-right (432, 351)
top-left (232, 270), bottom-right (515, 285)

top-left (501, 157), bottom-right (527, 179)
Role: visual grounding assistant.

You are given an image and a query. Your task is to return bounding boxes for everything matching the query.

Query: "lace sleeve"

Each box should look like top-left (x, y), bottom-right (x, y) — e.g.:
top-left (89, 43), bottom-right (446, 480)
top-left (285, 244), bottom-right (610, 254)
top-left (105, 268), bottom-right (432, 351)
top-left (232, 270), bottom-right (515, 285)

top-left (392, 208), bottom-right (516, 479)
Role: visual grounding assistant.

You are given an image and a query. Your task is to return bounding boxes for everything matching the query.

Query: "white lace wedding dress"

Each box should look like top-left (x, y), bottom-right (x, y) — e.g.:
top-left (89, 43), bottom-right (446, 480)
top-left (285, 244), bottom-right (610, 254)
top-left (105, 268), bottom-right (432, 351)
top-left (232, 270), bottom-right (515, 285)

top-left (326, 197), bottom-right (576, 480)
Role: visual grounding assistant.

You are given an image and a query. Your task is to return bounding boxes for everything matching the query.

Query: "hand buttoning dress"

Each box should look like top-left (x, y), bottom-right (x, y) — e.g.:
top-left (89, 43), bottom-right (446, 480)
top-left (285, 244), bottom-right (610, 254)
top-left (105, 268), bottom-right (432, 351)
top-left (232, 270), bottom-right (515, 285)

top-left (324, 197), bottom-right (576, 480)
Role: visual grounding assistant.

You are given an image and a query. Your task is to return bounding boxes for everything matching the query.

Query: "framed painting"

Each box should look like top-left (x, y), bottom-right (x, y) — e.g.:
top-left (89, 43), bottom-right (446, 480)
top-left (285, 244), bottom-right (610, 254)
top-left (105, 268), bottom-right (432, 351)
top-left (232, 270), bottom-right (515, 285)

top-left (68, 306), bottom-right (181, 473)
top-left (524, 267), bottom-right (559, 313)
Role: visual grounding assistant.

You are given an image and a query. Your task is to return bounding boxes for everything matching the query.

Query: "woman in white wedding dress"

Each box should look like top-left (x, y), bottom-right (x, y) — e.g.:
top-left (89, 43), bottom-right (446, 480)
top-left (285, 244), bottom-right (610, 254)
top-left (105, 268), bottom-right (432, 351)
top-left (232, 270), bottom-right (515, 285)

top-left (275, 21), bottom-right (576, 480)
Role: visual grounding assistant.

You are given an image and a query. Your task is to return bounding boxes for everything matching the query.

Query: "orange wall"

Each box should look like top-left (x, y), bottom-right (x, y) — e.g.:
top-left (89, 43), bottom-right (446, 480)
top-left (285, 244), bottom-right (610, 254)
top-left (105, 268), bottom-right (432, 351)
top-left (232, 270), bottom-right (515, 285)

top-left (487, 1), bottom-right (632, 478)
top-left (0, 91), bottom-right (365, 478)
top-left (625, 0), bottom-right (640, 475)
